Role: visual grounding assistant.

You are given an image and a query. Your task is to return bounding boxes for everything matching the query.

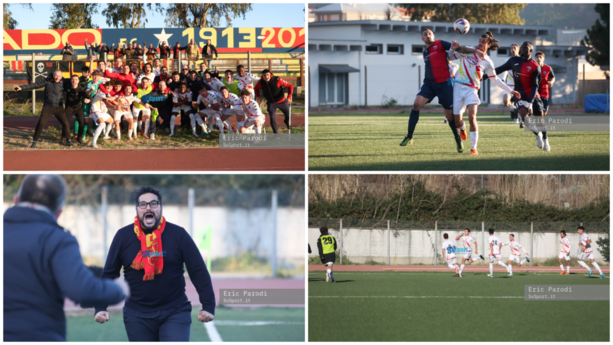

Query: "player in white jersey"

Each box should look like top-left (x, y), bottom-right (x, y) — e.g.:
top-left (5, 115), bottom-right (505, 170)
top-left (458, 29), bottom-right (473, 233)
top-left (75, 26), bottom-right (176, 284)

top-left (112, 57), bottom-right (124, 74)
top-left (455, 228), bottom-right (484, 277)
top-left (88, 89), bottom-right (115, 148)
top-left (170, 83), bottom-right (195, 137)
top-left (558, 230), bottom-right (572, 275)
top-left (137, 63), bottom-right (156, 88)
top-left (441, 233), bottom-right (459, 275)
top-left (191, 86), bottom-right (220, 136)
top-left (444, 59), bottom-right (459, 124)
top-left (238, 89), bottom-right (266, 134)
top-left (502, 234), bottom-right (529, 276)
top-left (448, 32), bottom-right (520, 155)
top-left (217, 86), bottom-right (242, 134)
top-left (498, 43), bottom-right (521, 124)
top-left (487, 229), bottom-right (508, 277)
top-left (577, 226), bottom-right (604, 279)
top-left (234, 65), bottom-right (260, 98)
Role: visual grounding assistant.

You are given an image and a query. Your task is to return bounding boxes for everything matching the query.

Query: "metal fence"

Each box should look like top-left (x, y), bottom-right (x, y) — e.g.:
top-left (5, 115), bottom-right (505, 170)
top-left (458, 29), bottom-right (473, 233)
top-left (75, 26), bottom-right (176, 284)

top-left (308, 218), bottom-right (609, 265)
top-left (3, 187), bottom-right (305, 277)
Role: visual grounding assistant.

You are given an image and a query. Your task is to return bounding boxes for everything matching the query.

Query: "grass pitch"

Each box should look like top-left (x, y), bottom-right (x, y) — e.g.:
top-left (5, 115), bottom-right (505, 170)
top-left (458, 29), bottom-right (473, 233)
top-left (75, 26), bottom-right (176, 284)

top-left (308, 112), bottom-right (609, 171)
top-left (67, 307), bottom-right (304, 341)
top-left (308, 271), bottom-right (609, 341)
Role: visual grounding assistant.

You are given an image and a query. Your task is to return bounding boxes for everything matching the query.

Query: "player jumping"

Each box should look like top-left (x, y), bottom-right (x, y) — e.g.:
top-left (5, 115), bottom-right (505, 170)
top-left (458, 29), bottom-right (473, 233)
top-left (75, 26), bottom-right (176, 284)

top-left (455, 228), bottom-right (484, 277)
top-left (487, 229), bottom-right (508, 277)
top-left (494, 41), bottom-right (548, 151)
top-left (559, 230), bottom-right (571, 275)
top-left (316, 227), bottom-right (337, 283)
top-left (448, 31), bottom-right (520, 155)
top-left (576, 226), bottom-right (604, 279)
top-left (400, 28), bottom-right (484, 153)
top-left (441, 233), bottom-right (459, 276)
top-left (502, 234), bottom-right (529, 277)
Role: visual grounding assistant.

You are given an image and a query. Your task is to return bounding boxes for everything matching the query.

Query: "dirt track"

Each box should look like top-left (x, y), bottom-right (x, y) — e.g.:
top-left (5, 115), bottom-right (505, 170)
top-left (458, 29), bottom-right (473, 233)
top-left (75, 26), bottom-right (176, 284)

top-left (308, 264), bottom-right (610, 273)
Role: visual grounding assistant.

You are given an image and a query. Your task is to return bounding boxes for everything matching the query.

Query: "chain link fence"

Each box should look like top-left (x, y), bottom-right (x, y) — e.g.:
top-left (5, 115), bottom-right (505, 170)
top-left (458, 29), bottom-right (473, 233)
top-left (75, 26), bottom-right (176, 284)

top-left (308, 218), bottom-right (609, 266)
top-left (4, 187), bottom-right (305, 277)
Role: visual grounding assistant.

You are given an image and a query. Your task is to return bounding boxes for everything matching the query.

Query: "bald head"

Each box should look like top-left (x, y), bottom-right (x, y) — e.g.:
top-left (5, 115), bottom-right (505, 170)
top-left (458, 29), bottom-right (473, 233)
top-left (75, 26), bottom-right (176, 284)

top-left (16, 175), bottom-right (67, 214)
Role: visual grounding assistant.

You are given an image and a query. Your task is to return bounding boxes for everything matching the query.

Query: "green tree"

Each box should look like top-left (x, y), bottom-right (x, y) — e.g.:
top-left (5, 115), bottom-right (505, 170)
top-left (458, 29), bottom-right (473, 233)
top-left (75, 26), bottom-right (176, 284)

top-left (3, 4), bottom-right (33, 30)
top-left (49, 4), bottom-right (100, 29)
top-left (581, 4), bottom-right (609, 72)
top-left (102, 4), bottom-right (161, 28)
top-left (596, 234), bottom-right (609, 262)
top-left (400, 4), bottom-right (526, 25)
top-left (161, 4), bottom-right (252, 28)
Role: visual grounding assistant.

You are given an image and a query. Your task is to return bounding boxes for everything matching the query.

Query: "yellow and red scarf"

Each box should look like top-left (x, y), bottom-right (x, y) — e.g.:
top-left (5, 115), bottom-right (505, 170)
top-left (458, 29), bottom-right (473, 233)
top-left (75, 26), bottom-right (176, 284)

top-left (131, 215), bottom-right (166, 281)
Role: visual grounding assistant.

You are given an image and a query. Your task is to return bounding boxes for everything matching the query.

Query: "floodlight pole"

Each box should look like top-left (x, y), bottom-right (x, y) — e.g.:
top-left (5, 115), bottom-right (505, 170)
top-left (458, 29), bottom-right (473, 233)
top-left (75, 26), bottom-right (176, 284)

top-left (387, 220), bottom-right (390, 266)
top-left (434, 221), bottom-right (437, 266)
top-left (530, 222), bottom-right (534, 267)
top-left (272, 190), bottom-right (278, 278)
top-left (101, 186), bottom-right (108, 264)
top-left (31, 53), bottom-right (36, 114)
top-left (482, 222), bottom-right (485, 266)
top-left (188, 188), bottom-right (194, 237)
top-left (340, 219), bottom-right (343, 264)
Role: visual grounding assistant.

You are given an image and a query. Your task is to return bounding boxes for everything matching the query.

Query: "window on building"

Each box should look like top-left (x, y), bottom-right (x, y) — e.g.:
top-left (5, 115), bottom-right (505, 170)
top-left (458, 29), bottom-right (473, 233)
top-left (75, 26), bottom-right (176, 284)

top-left (498, 47), bottom-right (509, 56)
top-left (387, 44), bottom-right (404, 55)
top-left (365, 44), bottom-right (383, 54)
top-left (412, 45), bottom-right (425, 54)
top-left (319, 73), bottom-right (347, 105)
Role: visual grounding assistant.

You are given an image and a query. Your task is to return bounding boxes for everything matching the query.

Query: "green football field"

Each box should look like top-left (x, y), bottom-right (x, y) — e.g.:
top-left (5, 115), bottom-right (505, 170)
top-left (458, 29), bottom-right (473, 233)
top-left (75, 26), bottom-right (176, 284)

top-left (67, 307), bottom-right (304, 342)
top-left (308, 271), bottom-right (609, 341)
top-left (308, 112), bottom-right (610, 171)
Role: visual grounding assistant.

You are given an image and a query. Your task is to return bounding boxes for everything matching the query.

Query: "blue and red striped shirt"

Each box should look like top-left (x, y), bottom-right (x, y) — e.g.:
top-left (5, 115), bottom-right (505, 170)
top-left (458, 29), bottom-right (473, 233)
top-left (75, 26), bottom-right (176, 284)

top-left (495, 57), bottom-right (541, 103)
top-left (423, 40), bottom-right (452, 84)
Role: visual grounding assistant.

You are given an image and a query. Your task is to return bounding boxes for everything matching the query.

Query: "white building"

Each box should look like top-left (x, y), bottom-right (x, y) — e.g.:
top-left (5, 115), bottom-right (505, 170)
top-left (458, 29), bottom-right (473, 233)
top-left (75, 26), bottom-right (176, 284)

top-left (309, 20), bottom-right (589, 108)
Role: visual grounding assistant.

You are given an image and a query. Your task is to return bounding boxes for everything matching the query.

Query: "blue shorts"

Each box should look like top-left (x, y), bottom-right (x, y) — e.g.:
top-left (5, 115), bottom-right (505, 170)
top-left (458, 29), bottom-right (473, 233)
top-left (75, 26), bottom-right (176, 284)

top-left (540, 97), bottom-right (550, 112)
top-left (417, 81), bottom-right (453, 110)
top-left (516, 97), bottom-right (544, 115)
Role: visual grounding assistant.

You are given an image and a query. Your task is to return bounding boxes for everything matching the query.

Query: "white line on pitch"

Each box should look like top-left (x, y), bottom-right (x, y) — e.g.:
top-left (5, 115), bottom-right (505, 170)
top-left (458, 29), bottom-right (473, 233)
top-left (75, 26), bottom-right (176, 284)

top-left (214, 321), bottom-right (304, 326)
top-left (310, 296), bottom-right (523, 299)
top-left (204, 321), bottom-right (223, 342)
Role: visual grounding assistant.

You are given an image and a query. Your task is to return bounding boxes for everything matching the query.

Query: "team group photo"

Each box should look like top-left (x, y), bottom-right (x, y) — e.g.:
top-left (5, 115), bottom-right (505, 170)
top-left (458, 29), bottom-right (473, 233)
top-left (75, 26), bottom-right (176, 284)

top-left (3, 3), bottom-right (305, 171)
top-left (308, 3), bottom-right (609, 171)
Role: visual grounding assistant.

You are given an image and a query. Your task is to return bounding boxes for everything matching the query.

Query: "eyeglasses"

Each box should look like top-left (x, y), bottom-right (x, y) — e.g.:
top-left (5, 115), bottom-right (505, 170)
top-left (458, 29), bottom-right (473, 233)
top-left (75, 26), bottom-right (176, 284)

top-left (137, 201), bottom-right (160, 209)
top-left (183, 68), bottom-right (188, 71)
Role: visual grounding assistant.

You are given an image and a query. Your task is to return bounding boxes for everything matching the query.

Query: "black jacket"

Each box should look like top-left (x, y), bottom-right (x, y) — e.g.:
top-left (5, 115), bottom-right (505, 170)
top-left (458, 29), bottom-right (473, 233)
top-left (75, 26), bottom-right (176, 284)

top-left (20, 74), bottom-right (67, 106)
top-left (63, 81), bottom-right (86, 107)
top-left (3, 206), bottom-right (126, 341)
top-left (202, 44), bottom-right (218, 59)
top-left (61, 45), bottom-right (74, 61)
top-left (98, 44), bottom-right (110, 61)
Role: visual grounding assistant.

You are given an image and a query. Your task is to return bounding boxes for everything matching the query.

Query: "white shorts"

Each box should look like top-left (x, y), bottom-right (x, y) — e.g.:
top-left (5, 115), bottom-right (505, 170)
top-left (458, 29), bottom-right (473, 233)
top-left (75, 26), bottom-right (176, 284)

top-left (509, 255), bottom-right (521, 263)
top-left (220, 107), bottom-right (242, 117)
top-left (446, 257), bottom-right (457, 266)
top-left (172, 105), bottom-right (192, 114)
top-left (242, 115), bottom-right (265, 128)
top-left (132, 107), bottom-right (151, 119)
top-left (199, 109), bottom-right (219, 118)
top-left (559, 252), bottom-right (571, 261)
top-left (579, 252), bottom-right (595, 261)
top-left (324, 262), bottom-right (334, 266)
top-left (90, 111), bottom-right (110, 122)
top-left (463, 252), bottom-right (473, 260)
top-left (489, 254), bottom-right (501, 261)
top-left (453, 84), bottom-right (481, 115)
top-left (111, 109), bottom-right (131, 121)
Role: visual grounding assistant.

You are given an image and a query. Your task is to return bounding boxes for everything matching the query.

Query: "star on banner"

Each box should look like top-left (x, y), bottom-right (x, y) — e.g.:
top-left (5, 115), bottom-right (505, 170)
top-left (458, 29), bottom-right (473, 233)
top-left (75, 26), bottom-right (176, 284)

top-left (154, 29), bottom-right (173, 44)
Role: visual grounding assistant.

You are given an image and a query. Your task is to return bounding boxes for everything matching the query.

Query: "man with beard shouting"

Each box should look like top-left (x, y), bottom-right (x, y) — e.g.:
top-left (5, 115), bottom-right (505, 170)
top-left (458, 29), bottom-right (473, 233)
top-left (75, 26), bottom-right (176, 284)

top-left (94, 186), bottom-right (215, 341)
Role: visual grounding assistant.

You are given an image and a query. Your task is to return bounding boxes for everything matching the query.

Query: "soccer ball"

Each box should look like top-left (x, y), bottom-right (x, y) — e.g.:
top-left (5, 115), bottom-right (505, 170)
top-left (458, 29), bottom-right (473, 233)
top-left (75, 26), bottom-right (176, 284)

top-left (454, 18), bottom-right (470, 34)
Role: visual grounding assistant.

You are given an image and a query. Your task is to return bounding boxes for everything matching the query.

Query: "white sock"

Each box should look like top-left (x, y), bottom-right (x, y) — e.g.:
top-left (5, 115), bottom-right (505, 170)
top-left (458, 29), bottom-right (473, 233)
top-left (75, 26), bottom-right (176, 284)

top-left (578, 260), bottom-right (591, 271)
top-left (498, 261), bottom-right (507, 268)
top-left (223, 120), bottom-right (232, 133)
top-left (592, 262), bottom-right (603, 275)
top-left (508, 265), bottom-right (512, 274)
top-left (489, 263), bottom-right (493, 275)
top-left (470, 131), bottom-right (478, 149)
top-left (472, 256), bottom-right (481, 262)
top-left (116, 127), bottom-right (121, 139)
top-left (459, 264), bottom-right (464, 274)
top-left (255, 126), bottom-right (261, 134)
top-left (216, 118), bottom-right (224, 133)
top-left (520, 259), bottom-right (527, 265)
top-left (567, 265), bottom-right (570, 273)
top-left (138, 120), bottom-right (143, 131)
top-left (105, 123), bottom-right (113, 136)
top-left (92, 123), bottom-right (105, 144)
top-left (133, 127), bottom-right (138, 138)
top-left (560, 264), bottom-right (564, 271)
top-left (170, 115), bottom-right (176, 134)
top-left (189, 113), bottom-right (196, 131)
top-left (144, 120), bottom-right (150, 136)
top-left (127, 127), bottom-right (132, 138)
top-left (459, 124), bottom-right (465, 131)
top-left (327, 268), bottom-right (331, 275)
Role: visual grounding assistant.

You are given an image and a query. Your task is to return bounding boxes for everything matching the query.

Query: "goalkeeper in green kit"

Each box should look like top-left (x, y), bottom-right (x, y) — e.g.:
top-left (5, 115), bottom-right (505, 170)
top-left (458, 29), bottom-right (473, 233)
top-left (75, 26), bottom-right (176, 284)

top-left (317, 227), bottom-right (337, 283)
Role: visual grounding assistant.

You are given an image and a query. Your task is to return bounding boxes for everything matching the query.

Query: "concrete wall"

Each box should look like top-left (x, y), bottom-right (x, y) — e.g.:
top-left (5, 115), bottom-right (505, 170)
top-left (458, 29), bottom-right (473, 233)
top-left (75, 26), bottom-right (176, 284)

top-left (310, 25), bottom-right (582, 107)
top-left (4, 203), bottom-right (305, 268)
top-left (308, 227), bottom-right (608, 265)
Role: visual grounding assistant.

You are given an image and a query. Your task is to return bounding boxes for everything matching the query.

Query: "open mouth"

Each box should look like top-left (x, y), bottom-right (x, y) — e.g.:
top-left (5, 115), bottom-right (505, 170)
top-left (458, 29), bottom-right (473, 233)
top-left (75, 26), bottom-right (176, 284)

top-left (144, 213), bottom-right (155, 224)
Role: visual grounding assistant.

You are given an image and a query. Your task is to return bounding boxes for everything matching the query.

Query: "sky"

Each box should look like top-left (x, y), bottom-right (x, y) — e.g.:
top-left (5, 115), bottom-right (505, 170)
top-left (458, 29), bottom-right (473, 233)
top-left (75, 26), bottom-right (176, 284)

top-left (8, 3), bottom-right (305, 29)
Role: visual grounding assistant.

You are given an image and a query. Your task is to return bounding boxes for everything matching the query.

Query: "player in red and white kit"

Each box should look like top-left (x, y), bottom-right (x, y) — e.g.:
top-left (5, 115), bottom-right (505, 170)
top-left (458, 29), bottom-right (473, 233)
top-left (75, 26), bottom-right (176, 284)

top-left (494, 41), bottom-right (546, 151)
top-left (487, 229), bottom-right (508, 278)
top-left (502, 234), bottom-right (529, 277)
top-left (217, 87), bottom-right (242, 135)
top-left (234, 65), bottom-right (260, 98)
top-left (170, 82), bottom-right (194, 137)
top-left (448, 31), bottom-right (520, 155)
top-left (238, 89), bottom-right (266, 134)
top-left (576, 226), bottom-right (604, 279)
top-left (192, 86), bottom-right (220, 136)
top-left (441, 233), bottom-right (459, 276)
top-left (559, 230), bottom-right (572, 275)
top-left (455, 228), bottom-right (484, 277)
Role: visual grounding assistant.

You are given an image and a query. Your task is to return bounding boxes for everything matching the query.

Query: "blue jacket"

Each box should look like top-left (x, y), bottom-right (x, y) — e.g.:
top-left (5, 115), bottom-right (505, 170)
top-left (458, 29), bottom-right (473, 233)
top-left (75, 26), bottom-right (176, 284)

top-left (96, 221), bottom-right (215, 315)
top-left (3, 206), bottom-right (126, 341)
